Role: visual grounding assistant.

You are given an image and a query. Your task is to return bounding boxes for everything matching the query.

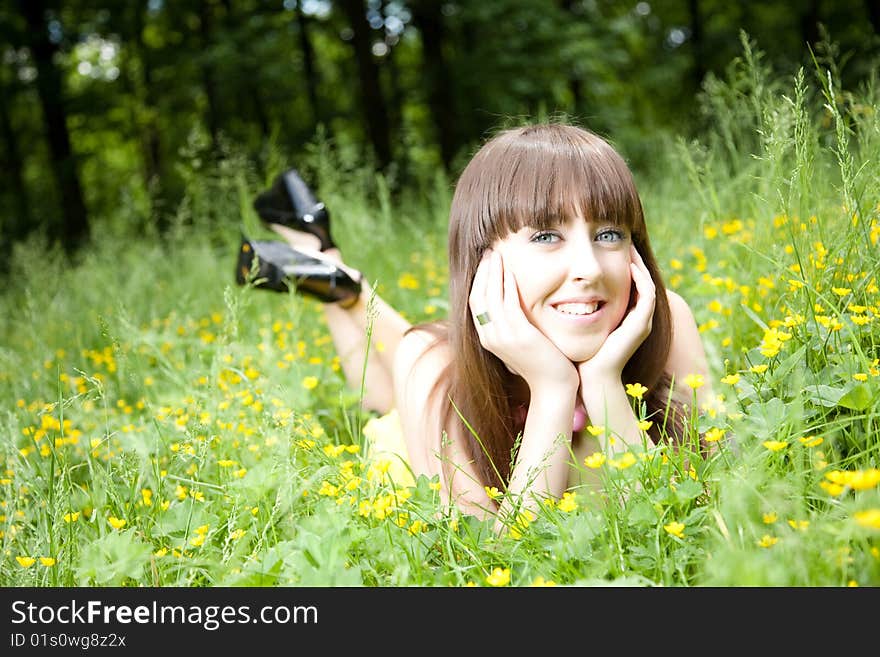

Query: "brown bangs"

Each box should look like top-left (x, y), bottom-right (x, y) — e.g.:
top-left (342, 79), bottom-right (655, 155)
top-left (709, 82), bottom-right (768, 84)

top-left (453, 124), bottom-right (644, 251)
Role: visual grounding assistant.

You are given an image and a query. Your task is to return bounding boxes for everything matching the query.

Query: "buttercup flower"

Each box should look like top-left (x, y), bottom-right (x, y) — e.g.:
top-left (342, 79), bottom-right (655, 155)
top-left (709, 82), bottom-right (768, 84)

top-left (762, 440), bottom-right (789, 452)
top-left (684, 373), bottom-right (704, 390)
top-left (757, 535), bottom-right (778, 548)
top-left (625, 383), bottom-right (648, 400)
top-left (108, 516), bottom-right (126, 529)
top-left (485, 567), bottom-right (510, 587)
top-left (664, 521), bottom-right (685, 538)
top-left (557, 491), bottom-right (578, 513)
top-left (854, 509), bottom-right (880, 529)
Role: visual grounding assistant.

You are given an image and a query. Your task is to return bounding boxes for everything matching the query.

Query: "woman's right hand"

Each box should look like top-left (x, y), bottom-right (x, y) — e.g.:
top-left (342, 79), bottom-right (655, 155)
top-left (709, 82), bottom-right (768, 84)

top-left (469, 250), bottom-right (579, 393)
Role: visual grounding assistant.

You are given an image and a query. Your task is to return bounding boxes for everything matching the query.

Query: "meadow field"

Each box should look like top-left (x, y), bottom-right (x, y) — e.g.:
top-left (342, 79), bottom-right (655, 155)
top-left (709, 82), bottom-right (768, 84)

top-left (1, 53), bottom-right (878, 587)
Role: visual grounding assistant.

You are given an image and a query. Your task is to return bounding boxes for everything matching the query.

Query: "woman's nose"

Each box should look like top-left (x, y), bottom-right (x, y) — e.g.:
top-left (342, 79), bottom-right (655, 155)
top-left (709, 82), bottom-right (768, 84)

top-left (568, 245), bottom-right (602, 284)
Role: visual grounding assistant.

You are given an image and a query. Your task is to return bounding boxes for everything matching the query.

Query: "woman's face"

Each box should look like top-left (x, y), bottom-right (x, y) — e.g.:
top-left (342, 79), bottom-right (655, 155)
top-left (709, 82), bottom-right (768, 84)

top-left (491, 214), bottom-right (634, 363)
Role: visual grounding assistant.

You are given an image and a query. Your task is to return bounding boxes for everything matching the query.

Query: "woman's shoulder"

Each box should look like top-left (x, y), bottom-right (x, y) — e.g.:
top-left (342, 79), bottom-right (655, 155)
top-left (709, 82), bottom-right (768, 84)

top-left (392, 325), bottom-right (451, 390)
top-left (666, 288), bottom-right (695, 319)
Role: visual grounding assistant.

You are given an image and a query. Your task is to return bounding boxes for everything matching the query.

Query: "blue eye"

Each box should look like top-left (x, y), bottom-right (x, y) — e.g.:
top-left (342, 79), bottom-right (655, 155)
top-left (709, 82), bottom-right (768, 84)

top-left (531, 231), bottom-right (559, 244)
top-left (596, 228), bottom-right (625, 243)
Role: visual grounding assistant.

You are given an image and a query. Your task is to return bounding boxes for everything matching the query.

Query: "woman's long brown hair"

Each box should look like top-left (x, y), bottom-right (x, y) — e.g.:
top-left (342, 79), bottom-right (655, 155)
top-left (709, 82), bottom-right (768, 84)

top-left (416, 122), bottom-right (683, 493)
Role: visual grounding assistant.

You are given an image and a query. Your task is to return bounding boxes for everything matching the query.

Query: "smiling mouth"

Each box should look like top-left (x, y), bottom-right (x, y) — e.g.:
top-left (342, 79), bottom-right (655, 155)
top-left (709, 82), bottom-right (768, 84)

top-left (554, 301), bottom-right (604, 316)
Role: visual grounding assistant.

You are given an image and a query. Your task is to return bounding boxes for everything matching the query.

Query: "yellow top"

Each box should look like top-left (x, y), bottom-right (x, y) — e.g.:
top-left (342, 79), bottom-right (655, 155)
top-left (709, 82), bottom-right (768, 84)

top-left (362, 409), bottom-right (415, 488)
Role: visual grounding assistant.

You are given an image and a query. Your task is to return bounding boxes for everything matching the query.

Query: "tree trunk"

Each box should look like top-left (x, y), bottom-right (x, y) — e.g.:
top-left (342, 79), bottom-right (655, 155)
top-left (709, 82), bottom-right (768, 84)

top-left (198, 0), bottom-right (221, 150)
top-left (687, 0), bottom-right (706, 92)
top-left (410, 0), bottom-right (457, 171)
top-left (337, 0), bottom-right (392, 170)
top-left (867, 0), bottom-right (880, 34)
top-left (17, 0), bottom-right (89, 251)
top-left (0, 72), bottom-right (31, 245)
top-left (130, 2), bottom-right (163, 215)
top-left (295, 1), bottom-right (322, 129)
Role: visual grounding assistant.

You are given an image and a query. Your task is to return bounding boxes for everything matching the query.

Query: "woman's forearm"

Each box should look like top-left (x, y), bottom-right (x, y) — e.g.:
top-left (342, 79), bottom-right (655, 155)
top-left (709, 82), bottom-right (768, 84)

top-left (580, 377), bottom-right (644, 453)
top-left (498, 385), bottom-right (576, 523)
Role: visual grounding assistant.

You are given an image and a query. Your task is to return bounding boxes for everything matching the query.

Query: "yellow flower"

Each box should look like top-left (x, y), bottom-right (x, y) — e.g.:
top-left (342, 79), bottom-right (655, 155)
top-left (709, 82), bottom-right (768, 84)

top-left (799, 435), bottom-right (823, 447)
top-left (557, 491), bottom-right (578, 513)
top-left (825, 468), bottom-right (880, 491)
top-left (720, 373), bottom-right (740, 385)
top-left (484, 486), bottom-right (502, 501)
top-left (586, 425), bottom-right (605, 437)
top-left (757, 535), bottom-right (778, 548)
top-left (849, 469), bottom-right (880, 490)
top-left (609, 452), bottom-right (637, 469)
top-left (762, 440), bottom-right (789, 452)
top-left (63, 511), bottom-right (80, 523)
top-left (831, 287), bottom-right (851, 296)
top-left (684, 373), bottom-right (704, 390)
top-left (108, 516), bottom-right (126, 529)
top-left (854, 509), bottom-right (880, 529)
top-left (508, 510), bottom-right (535, 540)
top-left (664, 521), bottom-right (685, 539)
top-left (787, 519), bottom-right (809, 531)
top-left (485, 567), bottom-right (511, 587)
top-left (302, 376), bottom-right (319, 390)
top-left (637, 420), bottom-right (653, 432)
top-left (625, 383), bottom-right (648, 400)
top-left (750, 364), bottom-right (768, 374)
top-left (762, 512), bottom-right (778, 524)
top-left (820, 480), bottom-right (846, 496)
top-left (38, 557), bottom-right (56, 567)
top-left (703, 427), bottom-right (725, 442)
top-left (853, 373), bottom-right (868, 382)
top-left (583, 452), bottom-right (606, 469)
top-left (530, 576), bottom-right (556, 587)
top-left (16, 556), bottom-right (36, 568)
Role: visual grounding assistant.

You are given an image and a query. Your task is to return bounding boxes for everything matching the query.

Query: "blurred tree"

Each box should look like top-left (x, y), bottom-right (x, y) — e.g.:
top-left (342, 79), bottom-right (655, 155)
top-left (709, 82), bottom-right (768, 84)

top-left (294, 0), bottom-right (323, 129)
top-left (336, 0), bottom-right (392, 170)
top-left (16, 0), bottom-right (89, 251)
top-left (0, 0), bottom-right (878, 257)
top-left (0, 62), bottom-right (30, 247)
top-left (410, 0), bottom-right (457, 171)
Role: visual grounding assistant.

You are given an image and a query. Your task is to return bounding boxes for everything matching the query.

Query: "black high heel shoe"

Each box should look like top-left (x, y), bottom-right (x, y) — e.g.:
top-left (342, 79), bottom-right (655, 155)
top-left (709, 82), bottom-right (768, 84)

top-left (252, 169), bottom-right (336, 252)
top-left (236, 236), bottom-right (361, 306)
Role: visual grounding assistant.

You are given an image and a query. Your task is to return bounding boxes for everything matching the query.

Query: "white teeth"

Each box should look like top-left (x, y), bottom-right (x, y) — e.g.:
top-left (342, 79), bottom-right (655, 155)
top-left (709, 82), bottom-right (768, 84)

top-left (555, 302), bottom-right (599, 316)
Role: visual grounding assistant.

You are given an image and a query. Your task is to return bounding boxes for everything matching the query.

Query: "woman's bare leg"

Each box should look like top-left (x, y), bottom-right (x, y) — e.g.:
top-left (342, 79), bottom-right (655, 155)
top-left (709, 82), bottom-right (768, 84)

top-left (270, 224), bottom-right (411, 414)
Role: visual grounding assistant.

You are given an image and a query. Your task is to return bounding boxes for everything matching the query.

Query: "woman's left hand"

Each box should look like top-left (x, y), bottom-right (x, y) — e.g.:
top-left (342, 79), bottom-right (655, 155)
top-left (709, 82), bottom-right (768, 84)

top-left (577, 244), bottom-right (655, 383)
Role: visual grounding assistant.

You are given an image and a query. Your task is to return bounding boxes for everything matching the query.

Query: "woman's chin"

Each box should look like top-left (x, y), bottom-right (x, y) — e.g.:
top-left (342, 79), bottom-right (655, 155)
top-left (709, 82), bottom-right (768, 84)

top-left (560, 343), bottom-right (601, 364)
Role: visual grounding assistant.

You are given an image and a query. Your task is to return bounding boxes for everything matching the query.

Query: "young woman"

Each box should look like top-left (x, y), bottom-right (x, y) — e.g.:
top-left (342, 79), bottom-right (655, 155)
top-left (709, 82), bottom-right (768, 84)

top-left (238, 122), bottom-right (714, 522)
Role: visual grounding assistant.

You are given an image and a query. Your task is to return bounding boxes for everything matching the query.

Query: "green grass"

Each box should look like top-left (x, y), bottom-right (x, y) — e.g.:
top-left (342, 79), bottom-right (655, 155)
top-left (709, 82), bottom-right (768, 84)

top-left (1, 45), bottom-right (879, 587)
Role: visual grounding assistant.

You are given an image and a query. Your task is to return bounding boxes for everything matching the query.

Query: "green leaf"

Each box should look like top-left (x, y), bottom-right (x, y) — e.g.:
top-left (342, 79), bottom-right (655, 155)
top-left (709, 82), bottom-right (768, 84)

top-left (838, 384), bottom-right (872, 411)
top-left (806, 384), bottom-right (845, 407)
top-left (627, 499), bottom-right (659, 527)
top-left (674, 478), bottom-right (703, 504)
top-left (75, 531), bottom-right (152, 586)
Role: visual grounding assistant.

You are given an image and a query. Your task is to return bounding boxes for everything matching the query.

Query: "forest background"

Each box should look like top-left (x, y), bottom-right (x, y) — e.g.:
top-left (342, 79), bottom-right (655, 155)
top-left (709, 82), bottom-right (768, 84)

top-left (2, 0), bottom-right (878, 253)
